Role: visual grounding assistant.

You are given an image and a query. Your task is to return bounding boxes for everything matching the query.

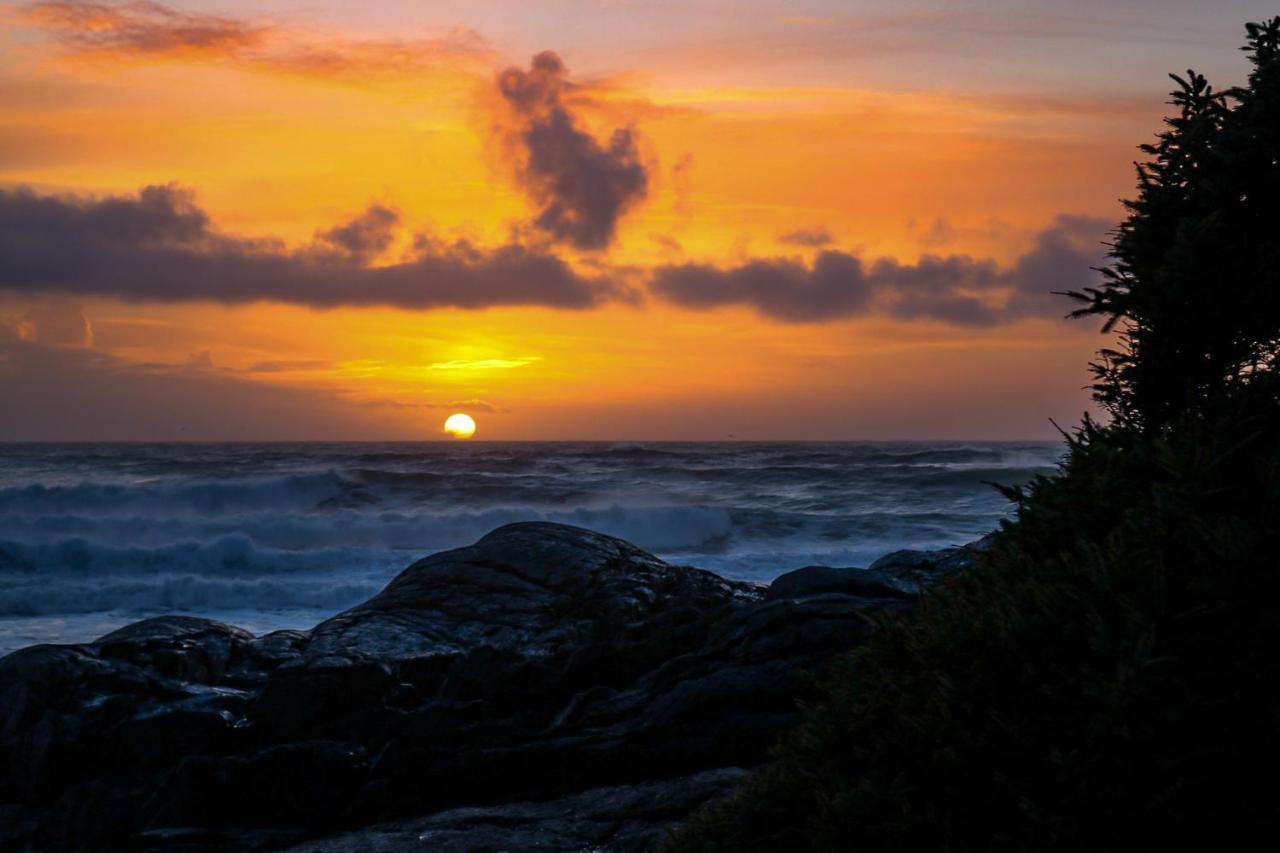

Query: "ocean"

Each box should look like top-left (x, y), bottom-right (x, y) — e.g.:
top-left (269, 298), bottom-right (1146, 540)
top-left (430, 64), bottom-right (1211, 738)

top-left (0, 441), bottom-right (1062, 654)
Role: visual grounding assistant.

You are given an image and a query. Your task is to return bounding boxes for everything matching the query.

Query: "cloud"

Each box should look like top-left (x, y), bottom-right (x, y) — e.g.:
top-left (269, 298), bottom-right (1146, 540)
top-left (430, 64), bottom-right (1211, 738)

top-left (651, 252), bottom-right (872, 323)
top-left (911, 216), bottom-right (955, 248)
top-left (650, 234), bottom-right (683, 255)
top-left (0, 325), bottom-right (393, 440)
top-left (425, 357), bottom-right (540, 371)
top-left (651, 215), bottom-right (1110, 325)
top-left (182, 349), bottom-right (213, 370)
top-left (14, 300), bottom-right (94, 346)
top-left (253, 29), bottom-right (492, 81)
top-left (18, 0), bottom-right (493, 79)
top-left (1002, 215), bottom-right (1114, 318)
top-left (0, 184), bottom-right (629, 310)
top-left (778, 227), bottom-right (834, 247)
top-left (622, 9), bottom-right (1217, 82)
top-left (867, 254), bottom-right (1004, 325)
top-left (245, 359), bottom-right (331, 373)
top-left (0, 184), bottom-right (1108, 326)
top-left (496, 52), bottom-right (649, 250)
top-left (422, 398), bottom-right (501, 413)
top-left (313, 204), bottom-right (399, 263)
top-left (22, 0), bottom-right (265, 56)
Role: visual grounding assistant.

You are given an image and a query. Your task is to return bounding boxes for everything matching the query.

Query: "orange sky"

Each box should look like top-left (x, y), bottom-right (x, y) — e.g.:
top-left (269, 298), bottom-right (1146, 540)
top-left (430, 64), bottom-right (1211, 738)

top-left (1, 1), bottom-right (1270, 439)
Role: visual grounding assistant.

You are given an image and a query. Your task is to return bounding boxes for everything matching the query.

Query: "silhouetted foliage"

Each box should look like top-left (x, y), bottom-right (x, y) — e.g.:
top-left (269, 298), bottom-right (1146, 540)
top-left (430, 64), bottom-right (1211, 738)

top-left (666, 19), bottom-right (1280, 851)
top-left (1070, 18), bottom-right (1280, 430)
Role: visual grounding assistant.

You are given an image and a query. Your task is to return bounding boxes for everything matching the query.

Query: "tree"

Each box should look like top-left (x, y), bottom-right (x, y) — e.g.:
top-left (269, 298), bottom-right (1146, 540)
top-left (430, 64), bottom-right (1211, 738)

top-left (667, 20), bottom-right (1280, 852)
top-left (1070, 17), bottom-right (1280, 431)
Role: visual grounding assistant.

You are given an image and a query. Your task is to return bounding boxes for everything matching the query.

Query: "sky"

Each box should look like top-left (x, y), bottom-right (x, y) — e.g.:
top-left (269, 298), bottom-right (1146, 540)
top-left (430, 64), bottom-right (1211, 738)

top-left (0, 0), bottom-right (1275, 440)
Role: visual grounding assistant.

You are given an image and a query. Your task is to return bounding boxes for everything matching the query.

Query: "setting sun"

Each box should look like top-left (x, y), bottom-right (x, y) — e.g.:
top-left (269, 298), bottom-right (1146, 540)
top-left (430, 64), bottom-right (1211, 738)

top-left (444, 413), bottom-right (477, 439)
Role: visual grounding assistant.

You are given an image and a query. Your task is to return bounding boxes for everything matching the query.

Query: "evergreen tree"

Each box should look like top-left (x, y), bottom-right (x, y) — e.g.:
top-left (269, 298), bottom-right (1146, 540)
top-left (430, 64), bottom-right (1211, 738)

top-left (1070, 18), bottom-right (1280, 430)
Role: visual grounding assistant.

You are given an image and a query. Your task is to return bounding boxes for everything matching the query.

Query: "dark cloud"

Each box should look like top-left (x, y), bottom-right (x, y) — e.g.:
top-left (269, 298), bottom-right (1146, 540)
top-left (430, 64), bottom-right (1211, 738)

top-left (0, 184), bottom-right (1107, 325)
top-left (497, 52), bottom-right (648, 250)
top-left (0, 327), bottom-right (392, 440)
top-left (20, 1), bottom-right (493, 77)
top-left (23, 1), bottom-right (267, 56)
top-left (314, 204), bottom-right (399, 263)
top-left (651, 215), bottom-right (1110, 325)
top-left (778, 227), bottom-right (834, 247)
top-left (0, 184), bottom-right (628, 310)
top-left (869, 254), bottom-right (1004, 325)
top-left (1003, 215), bottom-right (1113, 318)
top-left (651, 252), bottom-right (872, 323)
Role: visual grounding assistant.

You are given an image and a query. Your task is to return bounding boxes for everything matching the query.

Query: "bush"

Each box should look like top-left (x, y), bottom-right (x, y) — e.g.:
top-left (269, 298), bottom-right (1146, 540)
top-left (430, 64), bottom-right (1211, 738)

top-left (668, 405), bottom-right (1280, 851)
top-left (666, 19), bottom-right (1280, 852)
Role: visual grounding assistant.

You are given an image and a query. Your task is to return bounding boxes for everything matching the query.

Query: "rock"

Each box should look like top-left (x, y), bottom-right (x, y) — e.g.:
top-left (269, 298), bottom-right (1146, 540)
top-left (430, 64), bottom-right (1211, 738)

top-left (145, 740), bottom-right (369, 830)
top-left (766, 534), bottom-right (995, 603)
top-left (0, 619), bottom-right (256, 814)
top-left (0, 521), bottom-right (987, 850)
top-left (94, 616), bottom-right (255, 686)
top-left (243, 630), bottom-right (309, 670)
top-left (866, 532), bottom-right (997, 591)
top-left (766, 565), bottom-right (914, 600)
top-left (303, 522), bottom-right (759, 664)
top-left (285, 767), bottom-right (747, 853)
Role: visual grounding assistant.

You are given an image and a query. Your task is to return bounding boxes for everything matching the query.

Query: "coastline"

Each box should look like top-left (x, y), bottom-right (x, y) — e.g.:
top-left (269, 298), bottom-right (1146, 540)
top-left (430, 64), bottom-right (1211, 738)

top-left (0, 521), bottom-right (987, 850)
top-left (0, 440), bottom-right (1047, 655)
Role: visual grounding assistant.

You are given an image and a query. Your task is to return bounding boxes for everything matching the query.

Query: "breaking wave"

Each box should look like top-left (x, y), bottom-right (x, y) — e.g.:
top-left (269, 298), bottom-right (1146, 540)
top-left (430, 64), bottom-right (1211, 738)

top-left (0, 441), bottom-right (1061, 650)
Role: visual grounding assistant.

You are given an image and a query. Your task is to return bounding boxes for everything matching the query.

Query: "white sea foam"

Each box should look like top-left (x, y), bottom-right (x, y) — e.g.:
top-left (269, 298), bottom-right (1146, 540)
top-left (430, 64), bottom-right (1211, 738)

top-left (0, 441), bottom-right (1061, 652)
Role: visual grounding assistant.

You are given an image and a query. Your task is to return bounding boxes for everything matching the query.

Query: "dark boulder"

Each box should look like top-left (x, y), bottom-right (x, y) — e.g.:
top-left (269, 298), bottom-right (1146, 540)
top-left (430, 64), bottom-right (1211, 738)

top-left (303, 522), bottom-right (759, 664)
top-left (0, 521), bottom-right (985, 851)
top-left (286, 767), bottom-right (747, 853)
top-left (766, 565), bottom-right (913, 600)
top-left (145, 740), bottom-right (369, 831)
top-left (865, 533), bottom-right (996, 590)
top-left (95, 616), bottom-right (255, 684)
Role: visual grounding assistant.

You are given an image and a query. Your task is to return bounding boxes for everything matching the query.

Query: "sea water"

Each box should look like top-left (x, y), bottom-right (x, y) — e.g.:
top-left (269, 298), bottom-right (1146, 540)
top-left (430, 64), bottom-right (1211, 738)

top-left (0, 441), bottom-right (1062, 653)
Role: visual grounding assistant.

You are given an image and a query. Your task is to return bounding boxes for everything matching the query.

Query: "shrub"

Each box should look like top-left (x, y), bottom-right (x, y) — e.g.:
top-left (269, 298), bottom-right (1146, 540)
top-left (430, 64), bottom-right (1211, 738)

top-left (666, 19), bottom-right (1280, 852)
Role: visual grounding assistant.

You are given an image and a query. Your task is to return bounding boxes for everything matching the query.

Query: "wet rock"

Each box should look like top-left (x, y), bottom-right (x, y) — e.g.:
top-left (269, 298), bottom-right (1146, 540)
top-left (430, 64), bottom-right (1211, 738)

top-left (95, 617), bottom-right (254, 684)
top-left (766, 565), bottom-right (914, 600)
top-left (144, 740), bottom-right (369, 831)
top-left (866, 532), bottom-right (996, 591)
top-left (286, 767), bottom-right (747, 853)
top-left (0, 521), bottom-right (986, 850)
top-left (304, 522), bottom-right (759, 664)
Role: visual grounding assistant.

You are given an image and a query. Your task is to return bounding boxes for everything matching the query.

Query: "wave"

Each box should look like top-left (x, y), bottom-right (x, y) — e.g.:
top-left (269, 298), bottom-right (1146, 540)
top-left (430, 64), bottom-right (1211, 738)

top-left (0, 470), bottom-right (358, 516)
top-left (0, 504), bottom-right (737, 617)
top-left (0, 534), bottom-right (400, 577)
top-left (0, 503), bottom-right (737, 564)
top-left (757, 444), bottom-right (1062, 469)
top-left (918, 468), bottom-right (1056, 489)
top-left (0, 575), bottom-right (379, 616)
top-left (0, 442), bottom-right (1054, 640)
top-left (0, 446), bottom-right (1060, 518)
top-left (596, 442), bottom-right (686, 459)
top-left (0, 501), bottom-right (993, 591)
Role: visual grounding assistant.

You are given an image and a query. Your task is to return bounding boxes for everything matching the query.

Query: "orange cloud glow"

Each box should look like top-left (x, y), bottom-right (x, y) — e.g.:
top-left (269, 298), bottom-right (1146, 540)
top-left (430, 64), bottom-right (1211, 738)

top-left (0, 0), bottom-right (1171, 439)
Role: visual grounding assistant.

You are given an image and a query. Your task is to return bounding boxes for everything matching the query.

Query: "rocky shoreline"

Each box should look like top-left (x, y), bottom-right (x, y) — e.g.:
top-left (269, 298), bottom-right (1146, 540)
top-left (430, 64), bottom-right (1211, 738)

top-left (0, 522), bottom-right (988, 851)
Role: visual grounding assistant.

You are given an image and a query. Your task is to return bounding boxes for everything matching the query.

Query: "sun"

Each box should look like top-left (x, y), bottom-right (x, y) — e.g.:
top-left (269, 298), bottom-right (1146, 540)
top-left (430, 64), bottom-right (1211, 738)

top-left (443, 412), bottom-right (477, 439)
